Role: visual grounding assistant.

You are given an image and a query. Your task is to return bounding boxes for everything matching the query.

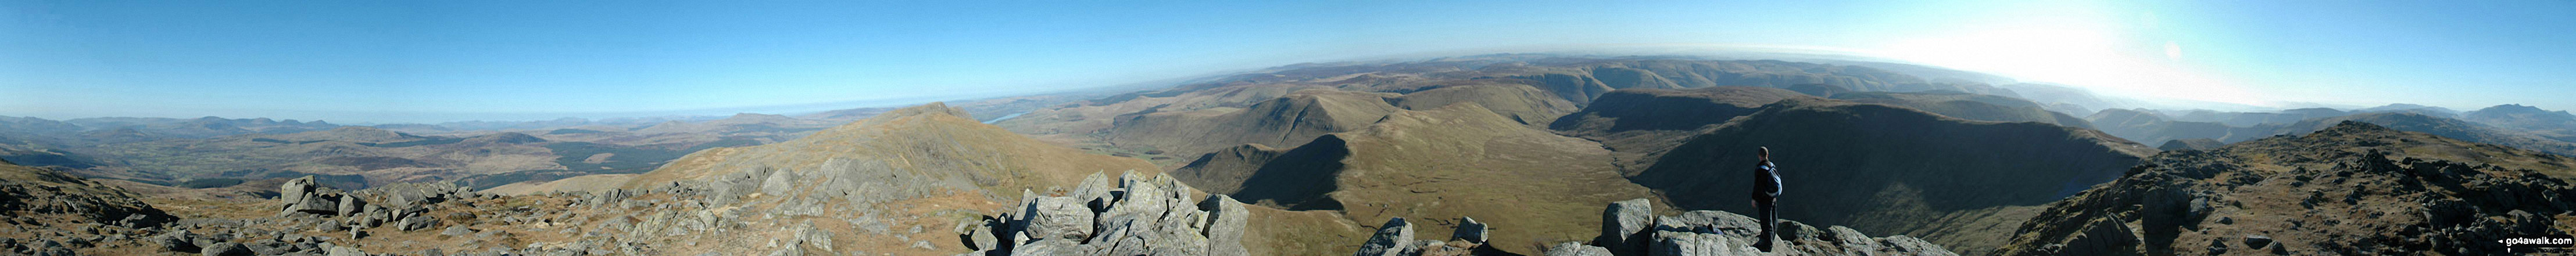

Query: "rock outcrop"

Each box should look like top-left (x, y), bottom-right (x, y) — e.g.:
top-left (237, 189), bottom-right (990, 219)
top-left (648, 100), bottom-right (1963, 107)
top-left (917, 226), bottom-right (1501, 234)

top-left (1998, 121), bottom-right (2576, 255)
top-left (0, 160), bottom-right (176, 228)
top-left (956, 171), bottom-right (1252, 255)
top-left (0, 159), bottom-right (178, 255)
top-left (1358, 198), bottom-right (1957, 256)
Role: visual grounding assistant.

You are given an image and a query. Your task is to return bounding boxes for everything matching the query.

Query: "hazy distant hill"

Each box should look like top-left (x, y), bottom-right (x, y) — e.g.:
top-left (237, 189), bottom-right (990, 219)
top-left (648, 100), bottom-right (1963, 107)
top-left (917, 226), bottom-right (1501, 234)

top-left (2087, 109), bottom-right (2283, 144)
top-left (2356, 103), bottom-right (2460, 117)
top-left (1998, 121), bottom-right (2576, 255)
top-left (2464, 104), bottom-right (2576, 132)
top-left (2091, 108), bottom-right (2576, 157)
top-left (2165, 108), bottom-right (2350, 127)
top-left (1829, 91), bottom-right (2095, 129)
top-left (2272, 112), bottom-right (2576, 156)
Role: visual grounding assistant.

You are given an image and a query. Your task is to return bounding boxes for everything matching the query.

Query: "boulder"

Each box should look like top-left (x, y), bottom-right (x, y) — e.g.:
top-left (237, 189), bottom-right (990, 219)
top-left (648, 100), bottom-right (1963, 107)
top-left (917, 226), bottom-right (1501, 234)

top-left (1018, 196), bottom-right (1093, 241)
top-left (1454, 216), bottom-right (1489, 244)
top-left (280, 177), bottom-right (316, 204)
top-left (201, 242), bottom-right (251, 256)
top-left (1543, 241), bottom-right (1615, 256)
top-left (337, 196), bottom-right (365, 218)
top-left (1071, 172), bottom-right (1116, 210)
top-left (397, 215), bottom-right (438, 231)
top-left (442, 226), bottom-right (474, 237)
top-left (326, 246), bottom-right (366, 256)
top-left (1600, 198), bottom-right (1655, 254)
top-left (150, 230), bottom-right (201, 253)
top-left (1354, 217), bottom-right (1416, 256)
top-left (1202, 194), bottom-right (1251, 256)
top-left (1651, 230), bottom-right (1755, 256)
top-left (277, 176), bottom-right (342, 216)
top-left (966, 172), bottom-right (1247, 255)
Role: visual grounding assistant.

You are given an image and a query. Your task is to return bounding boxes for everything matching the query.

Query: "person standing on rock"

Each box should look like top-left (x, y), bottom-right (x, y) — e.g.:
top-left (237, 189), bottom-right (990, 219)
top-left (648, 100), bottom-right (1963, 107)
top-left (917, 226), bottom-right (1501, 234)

top-left (1751, 146), bottom-right (1781, 252)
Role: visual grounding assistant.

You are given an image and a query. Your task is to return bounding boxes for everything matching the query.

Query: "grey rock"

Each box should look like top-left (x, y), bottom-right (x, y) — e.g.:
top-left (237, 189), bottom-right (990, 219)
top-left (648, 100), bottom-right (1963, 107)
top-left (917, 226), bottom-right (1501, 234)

top-left (1543, 241), bottom-right (1615, 256)
top-left (967, 172), bottom-right (1246, 255)
top-left (2243, 235), bottom-right (2273, 249)
top-left (1018, 196), bottom-right (1093, 241)
top-left (1202, 194), bottom-right (1250, 256)
top-left (337, 196), bottom-right (365, 218)
top-left (1878, 236), bottom-right (1958, 256)
top-left (1354, 217), bottom-right (1416, 256)
top-left (280, 176), bottom-right (316, 204)
top-left (1651, 230), bottom-right (1754, 256)
top-left (1071, 172), bottom-right (1115, 210)
top-left (1822, 226), bottom-right (1881, 253)
top-left (398, 215), bottom-right (438, 231)
top-left (326, 246), bottom-right (366, 256)
top-left (245, 243), bottom-right (288, 255)
top-left (442, 225), bottom-right (474, 236)
top-left (201, 242), bottom-right (252, 256)
top-left (316, 219), bottom-right (345, 232)
top-left (966, 222), bottom-right (997, 251)
top-left (151, 230), bottom-right (202, 252)
top-left (278, 176), bottom-right (342, 216)
top-left (1601, 198), bottom-right (1655, 254)
top-left (1454, 216), bottom-right (1489, 244)
top-left (1012, 239), bottom-right (1082, 255)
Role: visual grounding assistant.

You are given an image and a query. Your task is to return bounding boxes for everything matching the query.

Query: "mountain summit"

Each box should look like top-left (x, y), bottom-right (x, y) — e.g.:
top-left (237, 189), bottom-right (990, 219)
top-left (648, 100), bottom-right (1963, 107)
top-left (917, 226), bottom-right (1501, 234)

top-left (1999, 121), bottom-right (2576, 255)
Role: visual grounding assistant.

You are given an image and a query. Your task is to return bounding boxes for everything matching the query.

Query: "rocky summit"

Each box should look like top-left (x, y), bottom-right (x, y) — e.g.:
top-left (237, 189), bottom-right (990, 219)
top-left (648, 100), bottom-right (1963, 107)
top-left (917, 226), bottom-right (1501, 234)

top-left (1350, 198), bottom-right (1958, 256)
top-left (953, 171), bottom-right (1252, 255)
top-left (0, 159), bottom-right (176, 255)
top-left (1998, 121), bottom-right (2576, 255)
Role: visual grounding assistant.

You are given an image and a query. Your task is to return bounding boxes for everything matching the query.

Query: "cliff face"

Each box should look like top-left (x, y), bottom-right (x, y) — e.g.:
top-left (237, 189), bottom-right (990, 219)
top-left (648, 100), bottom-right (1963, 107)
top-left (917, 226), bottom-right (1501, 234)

top-left (1998, 121), bottom-right (2576, 255)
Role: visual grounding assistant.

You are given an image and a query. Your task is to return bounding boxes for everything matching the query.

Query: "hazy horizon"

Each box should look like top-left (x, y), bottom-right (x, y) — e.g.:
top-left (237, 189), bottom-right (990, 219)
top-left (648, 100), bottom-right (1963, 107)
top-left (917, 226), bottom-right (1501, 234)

top-left (8, 1), bottom-right (2574, 123)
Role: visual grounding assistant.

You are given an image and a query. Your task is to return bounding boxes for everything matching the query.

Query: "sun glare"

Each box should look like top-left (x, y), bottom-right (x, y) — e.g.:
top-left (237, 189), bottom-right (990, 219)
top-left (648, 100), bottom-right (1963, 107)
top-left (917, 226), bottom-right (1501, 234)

top-left (1870, 26), bottom-right (2267, 108)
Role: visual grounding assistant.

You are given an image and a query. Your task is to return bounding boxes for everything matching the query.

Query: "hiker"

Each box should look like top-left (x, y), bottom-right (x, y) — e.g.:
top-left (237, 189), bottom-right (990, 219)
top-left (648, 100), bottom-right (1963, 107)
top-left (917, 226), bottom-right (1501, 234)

top-left (1752, 146), bottom-right (1781, 252)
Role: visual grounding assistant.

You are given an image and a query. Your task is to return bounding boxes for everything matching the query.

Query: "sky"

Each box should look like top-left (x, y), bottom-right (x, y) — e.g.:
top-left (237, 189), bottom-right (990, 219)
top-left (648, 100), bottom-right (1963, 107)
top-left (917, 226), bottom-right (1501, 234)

top-left (5, 0), bottom-right (2574, 123)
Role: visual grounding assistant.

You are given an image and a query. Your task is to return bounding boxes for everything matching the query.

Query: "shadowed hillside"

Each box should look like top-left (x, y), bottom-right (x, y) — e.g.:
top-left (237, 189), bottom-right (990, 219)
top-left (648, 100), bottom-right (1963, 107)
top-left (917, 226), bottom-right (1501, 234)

top-left (1630, 98), bottom-right (2154, 255)
top-left (1549, 86), bottom-right (1817, 175)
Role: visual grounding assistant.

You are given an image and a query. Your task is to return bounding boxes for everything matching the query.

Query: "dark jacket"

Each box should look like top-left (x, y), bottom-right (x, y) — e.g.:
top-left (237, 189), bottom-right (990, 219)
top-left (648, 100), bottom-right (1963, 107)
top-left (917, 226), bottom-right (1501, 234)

top-left (1753, 161), bottom-right (1780, 200)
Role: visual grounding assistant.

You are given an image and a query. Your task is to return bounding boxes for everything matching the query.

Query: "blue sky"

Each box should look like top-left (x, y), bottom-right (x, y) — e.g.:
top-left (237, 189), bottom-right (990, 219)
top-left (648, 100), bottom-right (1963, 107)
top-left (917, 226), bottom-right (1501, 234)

top-left (4, 0), bottom-right (2573, 123)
